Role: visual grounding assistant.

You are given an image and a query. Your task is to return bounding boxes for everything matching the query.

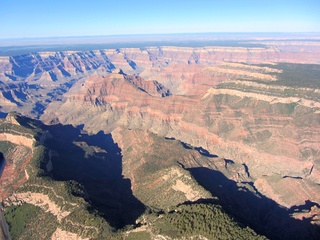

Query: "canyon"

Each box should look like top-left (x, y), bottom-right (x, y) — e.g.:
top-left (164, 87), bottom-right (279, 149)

top-left (0, 38), bottom-right (320, 239)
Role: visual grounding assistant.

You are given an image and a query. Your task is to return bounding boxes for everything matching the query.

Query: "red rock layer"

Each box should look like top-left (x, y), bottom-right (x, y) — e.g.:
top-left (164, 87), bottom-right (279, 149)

top-left (41, 70), bottom-right (320, 219)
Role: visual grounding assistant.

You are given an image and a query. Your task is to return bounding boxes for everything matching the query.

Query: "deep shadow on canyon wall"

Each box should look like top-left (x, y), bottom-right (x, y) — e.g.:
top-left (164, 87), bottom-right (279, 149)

top-left (43, 123), bottom-right (145, 229)
top-left (188, 167), bottom-right (320, 240)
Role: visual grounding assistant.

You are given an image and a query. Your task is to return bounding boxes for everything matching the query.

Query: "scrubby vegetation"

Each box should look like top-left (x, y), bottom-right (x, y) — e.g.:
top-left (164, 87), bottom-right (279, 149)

top-left (151, 202), bottom-right (267, 239)
top-left (235, 63), bottom-right (320, 89)
top-left (125, 232), bottom-right (152, 240)
top-left (0, 141), bottom-right (14, 156)
top-left (4, 204), bottom-right (57, 240)
top-left (270, 63), bottom-right (320, 89)
top-left (0, 112), bottom-right (43, 138)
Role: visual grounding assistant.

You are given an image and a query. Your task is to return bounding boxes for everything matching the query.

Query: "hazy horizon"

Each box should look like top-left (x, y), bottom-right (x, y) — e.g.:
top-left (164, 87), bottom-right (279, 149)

top-left (1, 32), bottom-right (320, 56)
top-left (1, 32), bottom-right (320, 45)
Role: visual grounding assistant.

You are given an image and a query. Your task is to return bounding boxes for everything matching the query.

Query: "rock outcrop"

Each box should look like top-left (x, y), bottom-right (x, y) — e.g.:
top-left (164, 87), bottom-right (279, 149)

top-left (0, 113), bottom-right (37, 199)
top-left (112, 128), bottom-right (213, 209)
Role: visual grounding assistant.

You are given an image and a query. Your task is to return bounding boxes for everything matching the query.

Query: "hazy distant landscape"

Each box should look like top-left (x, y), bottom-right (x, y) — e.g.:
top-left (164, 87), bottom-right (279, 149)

top-left (1, 32), bottom-right (319, 56)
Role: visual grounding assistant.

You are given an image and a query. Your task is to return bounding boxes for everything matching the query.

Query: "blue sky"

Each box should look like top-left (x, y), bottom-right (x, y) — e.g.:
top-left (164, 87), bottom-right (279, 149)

top-left (0, 0), bottom-right (319, 39)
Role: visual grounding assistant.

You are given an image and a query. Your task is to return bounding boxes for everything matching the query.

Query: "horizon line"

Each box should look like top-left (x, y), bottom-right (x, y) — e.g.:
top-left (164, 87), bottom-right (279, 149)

top-left (1, 32), bottom-right (320, 41)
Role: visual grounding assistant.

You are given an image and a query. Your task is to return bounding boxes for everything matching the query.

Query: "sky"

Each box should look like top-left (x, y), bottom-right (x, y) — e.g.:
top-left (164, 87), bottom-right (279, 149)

top-left (0, 0), bottom-right (319, 39)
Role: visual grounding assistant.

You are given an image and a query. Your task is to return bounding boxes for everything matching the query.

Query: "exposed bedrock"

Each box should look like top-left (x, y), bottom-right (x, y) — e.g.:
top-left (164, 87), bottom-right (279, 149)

top-left (40, 68), bottom-right (320, 224)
